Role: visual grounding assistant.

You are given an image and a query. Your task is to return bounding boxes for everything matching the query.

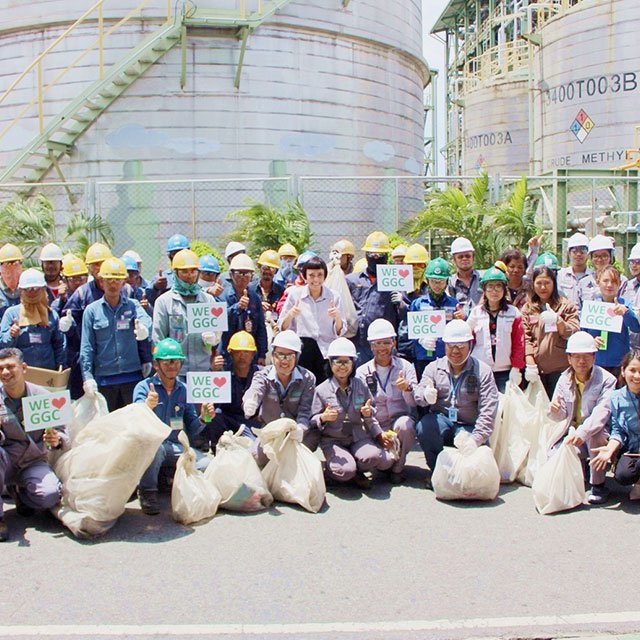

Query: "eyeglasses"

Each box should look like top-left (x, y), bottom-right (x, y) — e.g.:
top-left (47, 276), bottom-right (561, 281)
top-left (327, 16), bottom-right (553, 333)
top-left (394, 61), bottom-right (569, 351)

top-left (630, 260), bottom-right (640, 266)
top-left (371, 339), bottom-right (394, 347)
top-left (570, 247), bottom-right (588, 254)
top-left (273, 351), bottom-right (296, 361)
top-left (484, 283), bottom-right (504, 292)
top-left (231, 270), bottom-right (253, 277)
top-left (330, 359), bottom-right (353, 368)
top-left (445, 343), bottom-right (467, 351)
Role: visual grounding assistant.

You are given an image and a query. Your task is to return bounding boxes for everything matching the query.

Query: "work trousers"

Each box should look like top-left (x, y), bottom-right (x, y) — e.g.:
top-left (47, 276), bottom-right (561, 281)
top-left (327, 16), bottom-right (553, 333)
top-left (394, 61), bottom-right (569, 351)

top-left (321, 436), bottom-right (394, 483)
top-left (416, 412), bottom-right (475, 471)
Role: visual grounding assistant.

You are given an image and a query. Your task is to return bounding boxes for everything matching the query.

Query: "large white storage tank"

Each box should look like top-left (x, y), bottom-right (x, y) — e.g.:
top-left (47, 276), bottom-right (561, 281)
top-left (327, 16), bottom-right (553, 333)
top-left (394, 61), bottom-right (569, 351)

top-left (532, 0), bottom-right (639, 173)
top-left (0, 0), bottom-right (429, 180)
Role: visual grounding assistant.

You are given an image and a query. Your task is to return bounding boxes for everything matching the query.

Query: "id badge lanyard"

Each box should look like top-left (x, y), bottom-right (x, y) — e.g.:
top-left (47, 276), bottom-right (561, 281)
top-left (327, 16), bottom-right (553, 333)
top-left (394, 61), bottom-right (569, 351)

top-left (275, 382), bottom-right (291, 418)
top-left (447, 371), bottom-right (467, 423)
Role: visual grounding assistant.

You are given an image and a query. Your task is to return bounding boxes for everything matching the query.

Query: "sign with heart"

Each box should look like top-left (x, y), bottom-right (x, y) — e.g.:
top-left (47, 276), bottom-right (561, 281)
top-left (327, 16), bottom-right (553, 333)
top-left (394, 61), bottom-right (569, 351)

top-left (375, 264), bottom-right (414, 292)
top-left (186, 302), bottom-right (228, 334)
top-left (186, 372), bottom-right (231, 403)
top-left (22, 390), bottom-right (72, 432)
top-left (579, 300), bottom-right (623, 333)
top-left (408, 310), bottom-right (447, 339)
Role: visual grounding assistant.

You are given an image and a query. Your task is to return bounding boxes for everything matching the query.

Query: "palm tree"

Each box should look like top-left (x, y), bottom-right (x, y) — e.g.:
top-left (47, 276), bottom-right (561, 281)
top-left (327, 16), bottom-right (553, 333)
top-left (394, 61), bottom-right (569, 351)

top-left (402, 174), bottom-right (501, 267)
top-left (492, 176), bottom-right (543, 250)
top-left (225, 199), bottom-right (313, 256)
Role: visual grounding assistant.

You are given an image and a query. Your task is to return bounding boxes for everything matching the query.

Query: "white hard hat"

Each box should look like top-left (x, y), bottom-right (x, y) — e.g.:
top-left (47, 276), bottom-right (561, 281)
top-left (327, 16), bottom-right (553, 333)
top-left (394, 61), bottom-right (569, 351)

top-left (567, 232), bottom-right (590, 250)
top-left (229, 253), bottom-right (255, 272)
top-left (271, 330), bottom-right (302, 354)
top-left (123, 249), bottom-right (142, 263)
top-left (629, 243), bottom-right (640, 261)
top-left (566, 331), bottom-right (597, 354)
top-left (327, 337), bottom-right (357, 359)
top-left (18, 268), bottom-right (46, 289)
top-left (450, 237), bottom-right (474, 255)
top-left (39, 243), bottom-right (63, 262)
top-left (588, 234), bottom-right (614, 254)
top-left (442, 319), bottom-right (473, 344)
top-left (367, 319), bottom-right (396, 342)
top-left (224, 241), bottom-right (246, 260)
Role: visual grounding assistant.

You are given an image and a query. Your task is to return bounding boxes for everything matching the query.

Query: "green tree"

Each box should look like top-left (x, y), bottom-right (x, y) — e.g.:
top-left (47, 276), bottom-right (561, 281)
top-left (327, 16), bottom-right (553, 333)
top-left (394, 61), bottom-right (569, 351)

top-left (190, 239), bottom-right (225, 267)
top-left (225, 199), bottom-right (312, 256)
top-left (402, 174), bottom-right (501, 267)
top-left (492, 176), bottom-right (543, 250)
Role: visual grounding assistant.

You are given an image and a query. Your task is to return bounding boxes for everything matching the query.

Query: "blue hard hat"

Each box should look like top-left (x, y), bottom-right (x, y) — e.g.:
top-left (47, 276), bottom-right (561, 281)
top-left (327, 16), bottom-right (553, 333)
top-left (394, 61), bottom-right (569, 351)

top-left (296, 251), bottom-right (317, 270)
top-left (121, 255), bottom-right (139, 272)
top-left (199, 254), bottom-right (220, 274)
top-left (166, 234), bottom-right (190, 253)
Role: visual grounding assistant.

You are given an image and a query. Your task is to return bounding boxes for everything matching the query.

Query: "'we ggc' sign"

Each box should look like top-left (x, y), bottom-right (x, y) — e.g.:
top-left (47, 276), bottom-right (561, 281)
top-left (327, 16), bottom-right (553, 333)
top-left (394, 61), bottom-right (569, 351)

top-left (579, 300), bottom-right (623, 333)
top-left (186, 302), bottom-right (228, 333)
top-left (22, 391), bottom-right (73, 432)
top-left (186, 372), bottom-right (231, 403)
top-left (376, 265), bottom-right (414, 292)
top-left (407, 310), bottom-right (446, 339)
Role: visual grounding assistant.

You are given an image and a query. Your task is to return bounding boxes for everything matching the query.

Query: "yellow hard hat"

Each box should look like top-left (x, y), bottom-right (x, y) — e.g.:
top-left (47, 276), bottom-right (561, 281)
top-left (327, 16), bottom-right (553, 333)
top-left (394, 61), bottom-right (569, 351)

top-left (0, 243), bottom-right (23, 263)
top-left (332, 239), bottom-right (356, 256)
top-left (171, 249), bottom-right (199, 270)
top-left (361, 231), bottom-right (391, 253)
top-left (257, 249), bottom-right (280, 270)
top-left (353, 257), bottom-right (368, 273)
top-left (98, 257), bottom-right (127, 279)
top-left (62, 252), bottom-right (78, 269)
top-left (62, 256), bottom-right (88, 277)
top-left (278, 243), bottom-right (298, 258)
top-left (228, 330), bottom-right (257, 352)
top-left (403, 243), bottom-right (429, 265)
top-left (85, 242), bottom-right (112, 265)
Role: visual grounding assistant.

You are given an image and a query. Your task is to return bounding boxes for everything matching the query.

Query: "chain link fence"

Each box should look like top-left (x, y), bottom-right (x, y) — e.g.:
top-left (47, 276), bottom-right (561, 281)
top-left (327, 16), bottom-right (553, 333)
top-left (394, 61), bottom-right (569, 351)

top-left (1, 174), bottom-right (640, 270)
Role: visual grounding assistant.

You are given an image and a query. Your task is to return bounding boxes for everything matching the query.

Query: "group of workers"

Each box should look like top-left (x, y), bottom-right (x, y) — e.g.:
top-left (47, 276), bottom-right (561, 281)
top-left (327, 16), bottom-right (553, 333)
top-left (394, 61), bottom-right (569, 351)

top-left (1, 226), bottom-right (640, 542)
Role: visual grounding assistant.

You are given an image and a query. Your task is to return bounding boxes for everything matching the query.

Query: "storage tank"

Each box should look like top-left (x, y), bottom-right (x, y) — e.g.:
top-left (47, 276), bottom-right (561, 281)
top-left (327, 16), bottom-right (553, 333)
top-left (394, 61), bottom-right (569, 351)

top-left (0, 0), bottom-right (429, 181)
top-left (532, 0), bottom-right (639, 173)
top-left (462, 80), bottom-right (529, 174)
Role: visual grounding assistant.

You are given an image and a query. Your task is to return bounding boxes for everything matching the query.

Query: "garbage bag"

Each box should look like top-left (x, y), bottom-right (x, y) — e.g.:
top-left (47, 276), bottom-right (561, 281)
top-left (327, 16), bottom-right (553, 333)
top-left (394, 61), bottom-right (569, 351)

top-left (532, 430), bottom-right (587, 515)
top-left (256, 418), bottom-right (326, 513)
top-left (432, 431), bottom-right (500, 501)
top-left (68, 392), bottom-right (109, 444)
top-left (53, 403), bottom-right (171, 538)
top-left (516, 381), bottom-right (555, 487)
top-left (325, 261), bottom-right (357, 338)
top-left (171, 430), bottom-right (220, 525)
top-left (490, 383), bottom-right (532, 483)
top-left (204, 430), bottom-right (273, 512)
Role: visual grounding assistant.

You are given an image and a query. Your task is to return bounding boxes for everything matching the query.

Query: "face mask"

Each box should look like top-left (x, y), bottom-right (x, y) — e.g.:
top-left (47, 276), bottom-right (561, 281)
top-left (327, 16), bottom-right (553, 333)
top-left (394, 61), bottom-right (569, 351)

top-left (198, 278), bottom-right (211, 289)
top-left (366, 254), bottom-right (387, 275)
top-left (413, 267), bottom-right (426, 291)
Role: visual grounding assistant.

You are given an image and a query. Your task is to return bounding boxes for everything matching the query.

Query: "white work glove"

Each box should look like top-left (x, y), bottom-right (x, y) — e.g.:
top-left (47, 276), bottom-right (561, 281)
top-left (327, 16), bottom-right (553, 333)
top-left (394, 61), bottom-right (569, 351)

top-left (244, 398), bottom-right (259, 419)
top-left (423, 378), bottom-right (438, 405)
top-left (290, 425), bottom-right (304, 442)
top-left (390, 291), bottom-right (404, 305)
top-left (83, 379), bottom-right (98, 398)
top-left (202, 331), bottom-right (222, 347)
top-left (509, 367), bottom-right (522, 386)
top-left (539, 310), bottom-right (558, 325)
top-left (460, 436), bottom-right (478, 456)
top-left (141, 362), bottom-right (153, 378)
top-left (524, 364), bottom-right (540, 383)
top-left (134, 320), bottom-right (149, 341)
top-left (59, 310), bottom-right (73, 333)
top-left (419, 336), bottom-right (437, 351)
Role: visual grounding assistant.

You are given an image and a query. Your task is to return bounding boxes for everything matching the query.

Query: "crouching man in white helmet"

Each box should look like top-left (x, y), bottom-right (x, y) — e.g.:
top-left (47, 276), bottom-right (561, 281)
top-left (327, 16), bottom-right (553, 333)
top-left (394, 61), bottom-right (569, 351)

top-left (414, 319), bottom-right (499, 487)
top-left (242, 330), bottom-right (318, 465)
top-left (355, 319), bottom-right (417, 484)
top-left (546, 331), bottom-right (616, 505)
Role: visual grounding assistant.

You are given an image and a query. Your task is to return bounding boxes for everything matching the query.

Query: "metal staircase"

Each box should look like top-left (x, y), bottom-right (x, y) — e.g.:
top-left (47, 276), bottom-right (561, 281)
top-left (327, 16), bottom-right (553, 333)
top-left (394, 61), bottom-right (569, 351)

top-left (0, 0), bottom-right (295, 185)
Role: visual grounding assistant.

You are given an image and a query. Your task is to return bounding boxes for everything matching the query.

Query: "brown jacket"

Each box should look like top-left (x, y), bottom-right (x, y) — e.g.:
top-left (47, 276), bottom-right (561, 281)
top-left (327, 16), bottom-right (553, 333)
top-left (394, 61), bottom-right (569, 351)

top-left (522, 298), bottom-right (579, 374)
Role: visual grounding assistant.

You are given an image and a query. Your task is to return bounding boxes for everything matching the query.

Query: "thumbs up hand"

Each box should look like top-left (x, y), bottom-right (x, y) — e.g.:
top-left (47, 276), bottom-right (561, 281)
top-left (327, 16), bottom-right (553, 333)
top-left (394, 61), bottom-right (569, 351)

top-left (155, 270), bottom-right (167, 290)
top-left (134, 319), bottom-right (149, 341)
top-left (59, 309), bottom-right (73, 333)
top-left (327, 298), bottom-right (340, 322)
top-left (9, 319), bottom-right (20, 339)
top-left (239, 289), bottom-right (250, 310)
top-left (394, 372), bottom-right (412, 392)
top-left (288, 301), bottom-right (301, 321)
top-left (140, 293), bottom-right (150, 311)
top-left (320, 404), bottom-right (338, 424)
top-left (360, 398), bottom-right (373, 418)
top-left (146, 382), bottom-right (159, 410)
top-left (423, 378), bottom-right (438, 405)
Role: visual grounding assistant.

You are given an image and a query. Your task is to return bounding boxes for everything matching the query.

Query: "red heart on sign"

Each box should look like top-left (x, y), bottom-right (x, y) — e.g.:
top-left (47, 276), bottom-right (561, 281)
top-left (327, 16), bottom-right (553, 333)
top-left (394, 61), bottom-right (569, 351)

top-left (430, 315), bottom-right (441, 324)
top-left (52, 397), bottom-right (66, 410)
top-left (399, 268), bottom-right (410, 278)
top-left (606, 307), bottom-right (617, 317)
top-left (211, 307), bottom-right (224, 318)
top-left (213, 377), bottom-right (227, 388)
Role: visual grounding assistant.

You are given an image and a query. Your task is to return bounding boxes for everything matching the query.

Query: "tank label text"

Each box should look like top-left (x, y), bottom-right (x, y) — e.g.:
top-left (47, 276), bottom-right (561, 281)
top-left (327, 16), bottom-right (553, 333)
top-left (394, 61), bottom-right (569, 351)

top-left (544, 71), bottom-right (638, 105)
top-left (464, 131), bottom-right (513, 149)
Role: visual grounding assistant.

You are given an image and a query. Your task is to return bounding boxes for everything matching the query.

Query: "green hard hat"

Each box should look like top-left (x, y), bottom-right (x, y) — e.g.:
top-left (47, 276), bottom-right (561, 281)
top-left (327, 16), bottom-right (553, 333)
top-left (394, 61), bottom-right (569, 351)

top-left (153, 338), bottom-right (185, 360)
top-left (534, 252), bottom-right (559, 270)
top-left (425, 257), bottom-right (451, 280)
top-left (481, 266), bottom-right (508, 285)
